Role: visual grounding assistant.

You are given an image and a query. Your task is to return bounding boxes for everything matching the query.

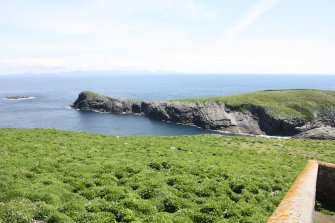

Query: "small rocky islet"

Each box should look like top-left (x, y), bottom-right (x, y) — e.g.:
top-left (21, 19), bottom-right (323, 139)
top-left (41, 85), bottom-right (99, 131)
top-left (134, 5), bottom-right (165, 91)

top-left (72, 89), bottom-right (335, 139)
top-left (6, 96), bottom-right (31, 100)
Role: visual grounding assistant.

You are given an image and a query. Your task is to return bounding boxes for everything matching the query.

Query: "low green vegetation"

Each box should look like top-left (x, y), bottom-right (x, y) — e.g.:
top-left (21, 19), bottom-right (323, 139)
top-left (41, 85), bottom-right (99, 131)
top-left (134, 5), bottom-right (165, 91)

top-left (81, 91), bottom-right (102, 98)
top-left (0, 128), bottom-right (334, 223)
top-left (174, 89), bottom-right (335, 120)
top-left (315, 201), bottom-right (335, 216)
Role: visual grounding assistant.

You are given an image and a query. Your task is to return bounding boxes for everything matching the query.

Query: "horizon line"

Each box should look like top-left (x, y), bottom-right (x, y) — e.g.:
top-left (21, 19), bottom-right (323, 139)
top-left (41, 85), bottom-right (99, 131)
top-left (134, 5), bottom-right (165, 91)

top-left (1, 70), bottom-right (335, 76)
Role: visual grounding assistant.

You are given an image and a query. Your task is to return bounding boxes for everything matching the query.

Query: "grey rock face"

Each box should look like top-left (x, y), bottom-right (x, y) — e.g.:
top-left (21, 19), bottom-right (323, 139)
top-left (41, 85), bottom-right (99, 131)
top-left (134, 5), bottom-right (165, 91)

top-left (72, 92), bottom-right (335, 138)
top-left (293, 127), bottom-right (335, 140)
top-left (72, 92), bottom-right (264, 135)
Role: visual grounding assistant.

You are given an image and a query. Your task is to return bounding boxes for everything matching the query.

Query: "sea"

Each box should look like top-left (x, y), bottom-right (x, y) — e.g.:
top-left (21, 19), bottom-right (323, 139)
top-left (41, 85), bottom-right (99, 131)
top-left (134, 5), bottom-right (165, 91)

top-left (0, 73), bottom-right (334, 136)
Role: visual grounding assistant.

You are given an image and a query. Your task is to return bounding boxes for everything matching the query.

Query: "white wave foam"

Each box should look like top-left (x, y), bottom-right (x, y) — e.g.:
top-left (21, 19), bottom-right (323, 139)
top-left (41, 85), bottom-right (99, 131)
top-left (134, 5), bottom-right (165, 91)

top-left (2, 96), bottom-right (35, 101)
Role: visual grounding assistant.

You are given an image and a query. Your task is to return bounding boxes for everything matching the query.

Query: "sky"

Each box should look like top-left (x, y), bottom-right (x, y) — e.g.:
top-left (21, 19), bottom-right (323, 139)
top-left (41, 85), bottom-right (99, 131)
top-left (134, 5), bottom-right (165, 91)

top-left (0, 0), bottom-right (334, 75)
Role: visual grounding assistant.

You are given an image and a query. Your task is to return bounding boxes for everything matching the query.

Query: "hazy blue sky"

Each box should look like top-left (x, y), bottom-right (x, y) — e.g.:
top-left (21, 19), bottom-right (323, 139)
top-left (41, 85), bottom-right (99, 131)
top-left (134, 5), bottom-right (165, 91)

top-left (0, 0), bottom-right (334, 74)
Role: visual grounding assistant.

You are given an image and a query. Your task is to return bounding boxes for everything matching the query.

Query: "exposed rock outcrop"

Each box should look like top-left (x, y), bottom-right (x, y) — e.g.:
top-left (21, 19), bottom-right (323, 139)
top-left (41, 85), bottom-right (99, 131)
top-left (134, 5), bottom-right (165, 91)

top-left (72, 91), bottom-right (335, 138)
top-left (293, 127), bottom-right (335, 140)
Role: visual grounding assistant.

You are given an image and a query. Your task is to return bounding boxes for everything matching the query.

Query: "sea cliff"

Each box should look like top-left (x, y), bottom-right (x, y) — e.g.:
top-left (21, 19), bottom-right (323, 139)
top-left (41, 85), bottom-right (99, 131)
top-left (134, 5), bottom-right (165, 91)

top-left (72, 90), bottom-right (335, 138)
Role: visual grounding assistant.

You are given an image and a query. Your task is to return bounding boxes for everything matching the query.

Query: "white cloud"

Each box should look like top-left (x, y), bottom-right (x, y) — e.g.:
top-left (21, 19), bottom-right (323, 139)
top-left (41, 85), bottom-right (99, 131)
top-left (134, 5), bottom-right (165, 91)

top-left (221, 0), bottom-right (280, 44)
top-left (0, 0), bottom-right (334, 75)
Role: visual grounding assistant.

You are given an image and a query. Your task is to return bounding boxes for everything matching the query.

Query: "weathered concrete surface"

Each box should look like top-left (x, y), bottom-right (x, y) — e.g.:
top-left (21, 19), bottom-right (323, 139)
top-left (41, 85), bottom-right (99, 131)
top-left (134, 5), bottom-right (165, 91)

top-left (268, 161), bottom-right (335, 223)
top-left (267, 160), bottom-right (319, 223)
top-left (316, 162), bottom-right (335, 210)
top-left (313, 211), bottom-right (335, 223)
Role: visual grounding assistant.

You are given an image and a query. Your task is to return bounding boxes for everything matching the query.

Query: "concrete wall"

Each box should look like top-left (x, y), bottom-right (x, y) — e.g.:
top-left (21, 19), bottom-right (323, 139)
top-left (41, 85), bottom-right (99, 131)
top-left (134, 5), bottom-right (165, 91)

top-left (316, 162), bottom-right (335, 208)
top-left (267, 160), bottom-right (335, 223)
top-left (267, 160), bottom-right (319, 223)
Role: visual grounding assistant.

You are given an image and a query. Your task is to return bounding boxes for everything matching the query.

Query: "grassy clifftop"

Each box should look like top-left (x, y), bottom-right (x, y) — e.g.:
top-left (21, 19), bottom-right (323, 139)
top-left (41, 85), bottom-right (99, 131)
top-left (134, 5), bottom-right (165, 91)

top-left (0, 129), bottom-right (334, 222)
top-left (175, 89), bottom-right (335, 120)
top-left (81, 91), bottom-right (101, 97)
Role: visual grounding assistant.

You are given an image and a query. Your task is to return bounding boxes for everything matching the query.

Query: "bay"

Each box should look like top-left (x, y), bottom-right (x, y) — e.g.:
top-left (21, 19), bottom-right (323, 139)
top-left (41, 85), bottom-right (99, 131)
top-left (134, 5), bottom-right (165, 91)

top-left (0, 73), bottom-right (334, 136)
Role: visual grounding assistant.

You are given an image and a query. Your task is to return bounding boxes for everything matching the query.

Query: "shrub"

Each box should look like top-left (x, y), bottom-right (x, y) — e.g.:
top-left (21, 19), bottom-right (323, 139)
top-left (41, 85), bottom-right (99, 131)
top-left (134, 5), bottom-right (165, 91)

top-left (192, 213), bottom-right (215, 223)
top-left (26, 191), bottom-right (61, 204)
top-left (45, 212), bottom-right (73, 223)
top-left (122, 199), bottom-right (156, 215)
top-left (200, 203), bottom-right (221, 216)
top-left (195, 186), bottom-right (212, 197)
top-left (32, 202), bottom-right (54, 221)
top-left (148, 162), bottom-right (161, 170)
top-left (111, 206), bottom-right (137, 222)
top-left (138, 187), bottom-right (158, 199)
top-left (161, 162), bottom-right (172, 169)
top-left (158, 196), bottom-right (182, 213)
top-left (166, 178), bottom-right (177, 186)
top-left (97, 186), bottom-right (126, 201)
top-left (76, 212), bottom-right (116, 223)
top-left (58, 199), bottom-right (86, 219)
top-left (148, 162), bottom-right (172, 170)
top-left (229, 180), bottom-right (245, 194)
top-left (0, 198), bottom-right (34, 223)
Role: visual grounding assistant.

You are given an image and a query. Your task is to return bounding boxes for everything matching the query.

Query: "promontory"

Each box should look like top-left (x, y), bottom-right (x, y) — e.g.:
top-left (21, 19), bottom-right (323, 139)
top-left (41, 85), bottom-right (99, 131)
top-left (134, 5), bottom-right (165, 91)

top-left (72, 89), bottom-right (335, 139)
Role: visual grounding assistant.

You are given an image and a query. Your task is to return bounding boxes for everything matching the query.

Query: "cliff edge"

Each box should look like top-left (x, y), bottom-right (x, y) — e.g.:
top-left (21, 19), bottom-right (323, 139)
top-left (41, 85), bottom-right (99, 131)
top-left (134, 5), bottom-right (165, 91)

top-left (72, 90), bottom-right (335, 138)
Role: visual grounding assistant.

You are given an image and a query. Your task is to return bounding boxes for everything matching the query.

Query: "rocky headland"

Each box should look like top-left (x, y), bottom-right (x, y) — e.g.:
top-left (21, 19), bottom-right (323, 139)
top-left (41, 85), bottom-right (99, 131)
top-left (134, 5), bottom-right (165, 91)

top-left (72, 90), bottom-right (335, 139)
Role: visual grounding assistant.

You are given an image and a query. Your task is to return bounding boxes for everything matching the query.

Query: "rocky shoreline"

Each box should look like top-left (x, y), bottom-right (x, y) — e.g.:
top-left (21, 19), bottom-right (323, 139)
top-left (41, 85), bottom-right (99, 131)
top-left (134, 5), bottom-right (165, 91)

top-left (72, 91), bottom-right (335, 139)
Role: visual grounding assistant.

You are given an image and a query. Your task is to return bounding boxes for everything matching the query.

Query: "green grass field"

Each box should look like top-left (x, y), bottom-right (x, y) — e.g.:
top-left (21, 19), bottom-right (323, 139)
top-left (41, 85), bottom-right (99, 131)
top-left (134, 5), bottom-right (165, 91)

top-left (0, 128), bottom-right (334, 223)
top-left (174, 89), bottom-right (335, 120)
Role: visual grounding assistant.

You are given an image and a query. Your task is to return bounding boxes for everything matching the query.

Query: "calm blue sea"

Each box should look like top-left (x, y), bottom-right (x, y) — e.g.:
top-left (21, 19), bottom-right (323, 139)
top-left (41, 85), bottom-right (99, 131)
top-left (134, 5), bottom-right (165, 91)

top-left (0, 73), bottom-right (334, 136)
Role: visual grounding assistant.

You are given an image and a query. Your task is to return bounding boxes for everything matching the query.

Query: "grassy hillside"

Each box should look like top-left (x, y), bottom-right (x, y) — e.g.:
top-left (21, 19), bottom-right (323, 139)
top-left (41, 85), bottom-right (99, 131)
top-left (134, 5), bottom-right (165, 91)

top-left (174, 89), bottom-right (335, 120)
top-left (0, 129), bottom-right (334, 223)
